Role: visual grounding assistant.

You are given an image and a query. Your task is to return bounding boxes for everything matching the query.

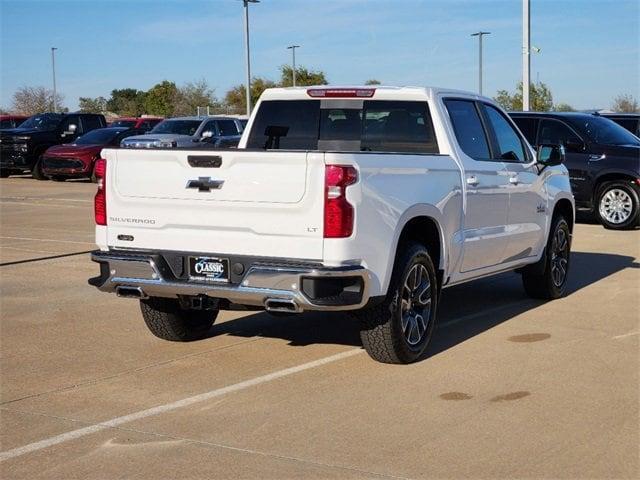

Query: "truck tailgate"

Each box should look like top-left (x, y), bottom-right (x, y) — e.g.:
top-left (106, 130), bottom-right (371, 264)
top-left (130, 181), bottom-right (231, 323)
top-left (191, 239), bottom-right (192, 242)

top-left (102, 148), bottom-right (325, 260)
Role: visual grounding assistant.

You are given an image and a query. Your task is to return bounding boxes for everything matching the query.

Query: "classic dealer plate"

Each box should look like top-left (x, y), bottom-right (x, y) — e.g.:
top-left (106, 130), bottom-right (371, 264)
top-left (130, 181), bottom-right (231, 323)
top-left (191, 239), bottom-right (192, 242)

top-left (188, 256), bottom-right (230, 282)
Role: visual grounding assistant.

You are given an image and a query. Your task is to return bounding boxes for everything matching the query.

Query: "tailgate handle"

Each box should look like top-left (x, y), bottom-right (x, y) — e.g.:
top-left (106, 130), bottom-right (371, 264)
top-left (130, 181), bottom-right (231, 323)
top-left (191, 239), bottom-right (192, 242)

top-left (188, 155), bottom-right (222, 168)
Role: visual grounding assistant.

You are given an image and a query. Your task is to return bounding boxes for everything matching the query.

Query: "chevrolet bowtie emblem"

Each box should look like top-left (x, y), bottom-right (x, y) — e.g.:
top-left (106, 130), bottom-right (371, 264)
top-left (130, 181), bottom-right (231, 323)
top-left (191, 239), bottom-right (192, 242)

top-left (186, 177), bottom-right (224, 192)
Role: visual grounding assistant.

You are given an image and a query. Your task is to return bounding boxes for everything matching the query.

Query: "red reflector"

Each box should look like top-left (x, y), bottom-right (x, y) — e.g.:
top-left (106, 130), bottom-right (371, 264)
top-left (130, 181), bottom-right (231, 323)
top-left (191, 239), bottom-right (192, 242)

top-left (94, 159), bottom-right (107, 226)
top-left (324, 165), bottom-right (358, 238)
top-left (307, 88), bottom-right (375, 98)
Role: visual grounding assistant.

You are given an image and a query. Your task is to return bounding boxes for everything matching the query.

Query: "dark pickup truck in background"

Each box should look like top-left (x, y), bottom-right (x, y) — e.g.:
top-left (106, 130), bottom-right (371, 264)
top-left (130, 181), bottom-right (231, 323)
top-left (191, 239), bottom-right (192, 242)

top-left (510, 111), bottom-right (640, 230)
top-left (0, 112), bottom-right (107, 179)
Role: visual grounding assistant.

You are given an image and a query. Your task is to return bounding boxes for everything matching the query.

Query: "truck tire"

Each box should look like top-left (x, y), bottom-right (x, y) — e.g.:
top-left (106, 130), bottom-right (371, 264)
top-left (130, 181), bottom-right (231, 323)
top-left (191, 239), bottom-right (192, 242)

top-left (31, 155), bottom-right (48, 181)
top-left (140, 297), bottom-right (218, 342)
top-left (522, 215), bottom-right (571, 299)
top-left (355, 242), bottom-right (438, 364)
top-left (596, 181), bottom-right (640, 230)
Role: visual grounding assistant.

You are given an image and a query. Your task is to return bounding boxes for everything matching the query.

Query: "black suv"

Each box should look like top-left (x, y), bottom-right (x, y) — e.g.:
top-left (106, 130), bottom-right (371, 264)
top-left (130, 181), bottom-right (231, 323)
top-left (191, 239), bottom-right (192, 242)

top-left (510, 112), bottom-right (640, 230)
top-left (0, 112), bottom-right (107, 179)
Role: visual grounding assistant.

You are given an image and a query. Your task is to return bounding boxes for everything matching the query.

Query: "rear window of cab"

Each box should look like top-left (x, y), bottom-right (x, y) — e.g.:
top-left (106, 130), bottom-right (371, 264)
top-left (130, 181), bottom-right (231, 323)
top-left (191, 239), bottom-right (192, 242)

top-left (246, 100), bottom-right (439, 154)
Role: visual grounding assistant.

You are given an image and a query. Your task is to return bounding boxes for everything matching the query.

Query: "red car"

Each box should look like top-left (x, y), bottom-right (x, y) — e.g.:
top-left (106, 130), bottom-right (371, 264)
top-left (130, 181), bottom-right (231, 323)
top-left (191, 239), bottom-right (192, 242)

top-left (0, 114), bottom-right (28, 129)
top-left (109, 117), bottom-right (163, 131)
top-left (42, 127), bottom-right (143, 181)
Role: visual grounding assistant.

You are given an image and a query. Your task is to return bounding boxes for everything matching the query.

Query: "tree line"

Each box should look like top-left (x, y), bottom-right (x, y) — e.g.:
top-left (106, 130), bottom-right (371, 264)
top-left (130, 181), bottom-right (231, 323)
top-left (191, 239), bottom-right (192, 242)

top-left (3, 70), bottom-right (638, 116)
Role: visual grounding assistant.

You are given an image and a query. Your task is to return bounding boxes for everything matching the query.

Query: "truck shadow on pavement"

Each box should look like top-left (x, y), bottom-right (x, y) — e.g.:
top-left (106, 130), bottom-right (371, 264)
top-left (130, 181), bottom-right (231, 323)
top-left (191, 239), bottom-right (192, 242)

top-left (209, 251), bottom-right (638, 359)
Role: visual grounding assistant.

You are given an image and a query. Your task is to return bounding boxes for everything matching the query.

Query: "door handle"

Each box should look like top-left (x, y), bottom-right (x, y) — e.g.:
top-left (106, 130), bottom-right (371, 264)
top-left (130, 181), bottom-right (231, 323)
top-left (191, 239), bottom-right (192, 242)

top-left (509, 174), bottom-right (519, 185)
top-left (588, 154), bottom-right (605, 162)
top-left (466, 175), bottom-right (479, 186)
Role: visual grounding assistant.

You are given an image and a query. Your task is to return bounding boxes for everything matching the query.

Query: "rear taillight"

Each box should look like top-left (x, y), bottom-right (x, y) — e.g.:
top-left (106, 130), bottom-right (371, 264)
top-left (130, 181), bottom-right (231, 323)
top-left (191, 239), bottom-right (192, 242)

top-left (94, 158), bottom-right (107, 226)
top-left (324, 165), bottom-right (358, 238)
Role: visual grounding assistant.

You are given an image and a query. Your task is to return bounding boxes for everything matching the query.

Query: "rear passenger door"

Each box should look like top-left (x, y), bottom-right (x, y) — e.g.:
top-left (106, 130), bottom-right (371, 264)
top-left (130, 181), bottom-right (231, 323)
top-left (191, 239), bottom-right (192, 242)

top-left (480, 104), bottom-right (546, 261)
top-left (444, 99), bottom-right (511, 273)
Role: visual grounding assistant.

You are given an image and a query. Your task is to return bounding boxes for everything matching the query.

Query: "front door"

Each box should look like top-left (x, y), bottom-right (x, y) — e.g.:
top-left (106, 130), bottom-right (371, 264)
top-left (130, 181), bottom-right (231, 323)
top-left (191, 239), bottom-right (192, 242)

top-left (481, 104), bottom-right (546, 261)
top-left (443, 99), bottom-right (511, 273)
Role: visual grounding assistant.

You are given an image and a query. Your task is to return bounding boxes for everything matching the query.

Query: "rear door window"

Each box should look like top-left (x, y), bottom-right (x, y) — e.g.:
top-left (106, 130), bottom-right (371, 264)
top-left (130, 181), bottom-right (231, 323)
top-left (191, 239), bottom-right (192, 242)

top-left (444, 99), bottom-right (491, 160)
top-left (81, 115), bottom-right (103, 132)
top-left (361, 101), bottom-right (438, 153)
top-left (247, 100), bottom-right (320, 149)
top-left (538, 119), bottom-right (582, 146)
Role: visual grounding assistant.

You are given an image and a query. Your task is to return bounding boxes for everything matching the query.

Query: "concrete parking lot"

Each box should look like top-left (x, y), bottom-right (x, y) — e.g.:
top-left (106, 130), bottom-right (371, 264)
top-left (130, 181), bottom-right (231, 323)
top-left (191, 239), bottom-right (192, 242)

top-left (0, 177), bottom-right (638, 479)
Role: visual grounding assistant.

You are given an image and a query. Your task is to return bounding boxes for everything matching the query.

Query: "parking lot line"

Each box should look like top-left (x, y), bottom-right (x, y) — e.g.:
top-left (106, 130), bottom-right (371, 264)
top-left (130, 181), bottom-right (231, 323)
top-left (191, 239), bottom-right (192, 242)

top-left (0, 236), bottom-right (94, 245)
top-left (0, 250), bottom-right (93, 267)
top-left (0, 348), bottom-right (363, 462)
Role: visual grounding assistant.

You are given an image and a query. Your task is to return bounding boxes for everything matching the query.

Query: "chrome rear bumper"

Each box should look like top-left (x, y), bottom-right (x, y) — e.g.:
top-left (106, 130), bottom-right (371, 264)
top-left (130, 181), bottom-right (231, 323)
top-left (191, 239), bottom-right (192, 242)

top-left (89, 250), bottom-right (370, 312)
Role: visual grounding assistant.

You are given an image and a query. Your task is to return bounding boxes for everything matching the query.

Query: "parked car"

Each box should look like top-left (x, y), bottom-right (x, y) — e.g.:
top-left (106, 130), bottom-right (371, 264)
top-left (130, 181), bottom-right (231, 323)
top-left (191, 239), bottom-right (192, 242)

top-left (0, 114), bottom-right (28, 129)
top-left (89, 86), bottom-right (574, 364)
top-left (120, 116), bottom-right (243, 149)
top-left (109, 117), bottom-right (163, 132)
top-left (600, 113), bottom-right (640, 137)
top-left (0, 112), bottom-right (107, 179)
top-left (510, 112), bottom-right (640, 229)
top-left (42, 127), bottom-right (144, 182)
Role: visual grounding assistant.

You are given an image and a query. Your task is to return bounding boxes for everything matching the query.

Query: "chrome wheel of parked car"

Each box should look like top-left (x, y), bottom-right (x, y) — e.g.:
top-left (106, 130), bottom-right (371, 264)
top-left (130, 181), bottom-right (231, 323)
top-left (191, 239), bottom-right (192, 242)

top-left (550, 227), bottom-right (569, 288)
top-left (599, 188), bottom-right (633, 225)
top-left (401, 264), bottom-right (432, 346)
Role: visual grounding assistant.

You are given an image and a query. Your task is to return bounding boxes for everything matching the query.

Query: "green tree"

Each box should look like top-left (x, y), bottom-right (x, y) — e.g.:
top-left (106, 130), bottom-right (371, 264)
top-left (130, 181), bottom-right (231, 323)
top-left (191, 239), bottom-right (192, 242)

top-left (78, 96), bottom-right (107, 113)
top-left (364, 79), bottom-right (381, 85)
top-left (279, 65), bottom-right (328, 87)
top-left (223, 77), bottom-right (278, 114)
top-left (143, 81), bottom-right (178, 117)
top-left (553, 102), bottom-right (575, 112)
top-left (106, 88), bottom-right (145, 116)
top-left (494, 81), bottom-right (554, 111)
top-left (611, 94), bottom-right (639, 113)
top-left (173, 79), bottom-right (218, 116)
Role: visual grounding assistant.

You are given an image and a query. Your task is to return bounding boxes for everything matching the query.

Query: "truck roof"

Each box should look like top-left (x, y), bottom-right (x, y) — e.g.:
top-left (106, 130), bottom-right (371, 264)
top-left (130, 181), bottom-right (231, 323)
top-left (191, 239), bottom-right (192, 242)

top-left (259, 85), bottom-right (490, 103)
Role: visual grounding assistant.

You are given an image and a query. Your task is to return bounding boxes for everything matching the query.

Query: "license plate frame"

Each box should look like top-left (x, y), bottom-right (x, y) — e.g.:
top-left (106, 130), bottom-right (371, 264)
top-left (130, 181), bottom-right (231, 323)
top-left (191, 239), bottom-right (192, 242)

top-left (188, 256), bottom-right (230, 283)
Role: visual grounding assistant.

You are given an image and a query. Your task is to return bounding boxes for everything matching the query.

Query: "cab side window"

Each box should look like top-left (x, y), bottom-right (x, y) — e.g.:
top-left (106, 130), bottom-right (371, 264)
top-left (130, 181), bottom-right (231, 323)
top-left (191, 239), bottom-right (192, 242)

top-left (482, 104), bottom-right (527, 162)
top-left (444, 99), bottom-right (491, 160)
top-left (216, 120), bottom-right (239, 136)
top-left (538, 119), bottom-right (582, 147)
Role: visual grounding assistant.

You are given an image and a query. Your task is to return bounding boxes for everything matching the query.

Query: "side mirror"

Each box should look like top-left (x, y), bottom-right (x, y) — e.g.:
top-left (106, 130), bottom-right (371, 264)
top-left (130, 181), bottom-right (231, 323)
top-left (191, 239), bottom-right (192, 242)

top-left (62, 124), bottom-right (77, 136)
top-left (537, 144), bottom-right (565, 167)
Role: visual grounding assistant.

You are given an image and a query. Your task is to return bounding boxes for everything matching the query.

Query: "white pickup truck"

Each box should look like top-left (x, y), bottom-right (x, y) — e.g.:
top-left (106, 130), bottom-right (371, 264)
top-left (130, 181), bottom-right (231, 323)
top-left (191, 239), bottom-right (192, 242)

top-left (89, 86), bottom-right (574, 364)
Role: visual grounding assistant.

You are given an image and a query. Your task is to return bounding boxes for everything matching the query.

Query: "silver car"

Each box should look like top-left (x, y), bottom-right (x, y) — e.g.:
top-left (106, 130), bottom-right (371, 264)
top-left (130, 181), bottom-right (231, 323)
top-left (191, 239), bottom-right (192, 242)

top-left (120, 116), bottom-right (246, 148)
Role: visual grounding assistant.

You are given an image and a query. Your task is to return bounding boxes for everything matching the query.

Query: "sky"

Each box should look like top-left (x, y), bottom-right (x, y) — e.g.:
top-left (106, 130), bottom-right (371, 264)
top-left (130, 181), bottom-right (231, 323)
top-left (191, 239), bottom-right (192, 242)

top-left (1, 0), bottom-right (638, 111)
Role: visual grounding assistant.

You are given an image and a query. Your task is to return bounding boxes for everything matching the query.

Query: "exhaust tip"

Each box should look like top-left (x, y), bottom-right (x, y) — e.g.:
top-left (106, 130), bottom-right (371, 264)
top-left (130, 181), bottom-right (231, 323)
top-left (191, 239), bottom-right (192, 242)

top-left (116, 286), bottom-right (148, 299)
top-left (264, 298), bottom-right (301, 313)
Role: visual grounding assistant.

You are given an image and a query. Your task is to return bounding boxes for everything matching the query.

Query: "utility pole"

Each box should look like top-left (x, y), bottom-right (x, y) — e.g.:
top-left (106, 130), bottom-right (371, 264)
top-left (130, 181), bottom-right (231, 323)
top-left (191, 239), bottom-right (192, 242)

top-left (287, 45), bottom-right (300, 87)
top-left (470, 32), bottom-right (490, 95)
top-left (51, 47), bottom-right (58, 113)
top-left (242, 0), bottom-right (259, 117)
top-left (522, 0), bottom-right (531, 111)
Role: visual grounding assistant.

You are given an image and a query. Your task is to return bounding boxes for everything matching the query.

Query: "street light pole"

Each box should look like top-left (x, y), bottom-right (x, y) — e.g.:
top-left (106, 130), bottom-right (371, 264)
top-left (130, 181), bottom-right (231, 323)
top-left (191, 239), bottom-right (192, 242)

top-left (287, 45), bottom-right (300, 87)
top-left (522, 0), bottom-right (531, 111)
top-left (242, 0), bottom-right (259, 117)
top-left (470, 32), bottom-right (490, 95)
top-left (51, 47), bottom-right (58, 113)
